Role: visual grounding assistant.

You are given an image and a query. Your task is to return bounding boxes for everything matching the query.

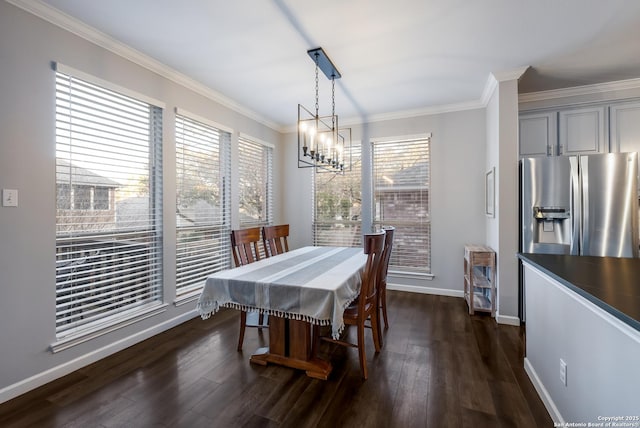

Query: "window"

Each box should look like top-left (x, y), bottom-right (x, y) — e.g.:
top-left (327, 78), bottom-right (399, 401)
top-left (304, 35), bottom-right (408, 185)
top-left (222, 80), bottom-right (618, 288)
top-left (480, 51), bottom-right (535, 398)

top-left (313, 144), bottom-right (362, 247)
top-left (94, 187), bottom-right (110, 210)
top-left (54, 64), bottom-right (164, 348)
top-left (372, 135), bottom-right (431, 273)
top-left (73, 185), bottom-right (91, 210)
top-left (175, 111), bottom-right (231, 297)
top-left (57, 184), bottom-right (71, 209)
top-left (238, 135), bottom-right (273, 227)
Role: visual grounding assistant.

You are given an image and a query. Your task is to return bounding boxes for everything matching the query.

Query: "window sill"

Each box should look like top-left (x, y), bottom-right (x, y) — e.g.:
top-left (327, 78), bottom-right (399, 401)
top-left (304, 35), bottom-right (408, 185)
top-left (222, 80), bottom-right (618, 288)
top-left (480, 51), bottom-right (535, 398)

top-left (174, 289), bottom-right (202, 307)
top-left (50, 302), bottom-right (168, 353)
top-left (389, 270), bottom-right (435, 280)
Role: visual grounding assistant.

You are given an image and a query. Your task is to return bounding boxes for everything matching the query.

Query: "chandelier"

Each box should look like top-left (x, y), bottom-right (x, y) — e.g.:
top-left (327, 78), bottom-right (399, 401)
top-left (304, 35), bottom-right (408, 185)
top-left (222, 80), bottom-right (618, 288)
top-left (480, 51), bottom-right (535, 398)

top-left (298, 47), bottom-right (351, 173)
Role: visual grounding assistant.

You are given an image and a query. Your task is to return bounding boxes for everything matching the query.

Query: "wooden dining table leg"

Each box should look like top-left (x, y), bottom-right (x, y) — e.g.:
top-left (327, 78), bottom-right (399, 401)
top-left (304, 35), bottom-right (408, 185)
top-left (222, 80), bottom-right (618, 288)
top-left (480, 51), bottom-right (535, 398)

top-left (249, 316), bottom-right (332, 380)
top-left (289, 319), bottom-right (311, 360)
top-left (270, 316), bottom-right (286, 356)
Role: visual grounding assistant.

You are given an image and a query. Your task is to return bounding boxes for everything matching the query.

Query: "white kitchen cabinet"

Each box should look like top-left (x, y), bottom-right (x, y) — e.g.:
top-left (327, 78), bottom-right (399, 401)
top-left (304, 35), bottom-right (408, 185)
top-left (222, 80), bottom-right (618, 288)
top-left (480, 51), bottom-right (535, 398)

top-left (519, 106), bottom-right (607, 158)
top-left (558, 105), bottom-right (607, 155)
top-left (519, 111), bottom-right (557, 157)
top-left (610, 100), bottom-right (640, 154)
top-left (610, 100), bottom-right (640, 191)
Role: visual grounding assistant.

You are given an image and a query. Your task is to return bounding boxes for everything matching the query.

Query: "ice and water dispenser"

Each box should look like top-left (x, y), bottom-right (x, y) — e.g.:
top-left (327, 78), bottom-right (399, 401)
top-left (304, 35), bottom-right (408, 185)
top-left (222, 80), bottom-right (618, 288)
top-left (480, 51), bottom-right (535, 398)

top-left (521, 157), bottom-right (573, 255)
top-left (529, 206), bottom-right (571, 253)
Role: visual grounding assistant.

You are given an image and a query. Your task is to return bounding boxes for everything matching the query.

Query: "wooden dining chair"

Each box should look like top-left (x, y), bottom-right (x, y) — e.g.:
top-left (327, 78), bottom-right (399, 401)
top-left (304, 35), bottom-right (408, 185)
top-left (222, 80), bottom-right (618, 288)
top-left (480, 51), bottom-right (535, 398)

top-left (318, 231), bottom-right (385, 379)
top-left (368, 226), bottom-right (396, 348)
top-left (379, 226), bottom-right (395, 331)
top-left (262, 224), bottom-right (289, 257)
top-left (230, 227), bottom-right (267, 351)
top-left (231, 227), bottom-right (263, 266)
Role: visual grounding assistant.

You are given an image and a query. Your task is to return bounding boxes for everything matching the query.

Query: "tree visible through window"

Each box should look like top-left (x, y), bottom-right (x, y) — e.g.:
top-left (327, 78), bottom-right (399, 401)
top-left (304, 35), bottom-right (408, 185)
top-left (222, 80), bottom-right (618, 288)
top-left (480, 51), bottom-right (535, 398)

top-left (372, 136), bottom-right (431, 273)
top-left (175, 112), bottom-right (231, 296)
top-left (238, 136), bottom-right (273, 227)
top-left (313, 145), bottom-right (362, 247)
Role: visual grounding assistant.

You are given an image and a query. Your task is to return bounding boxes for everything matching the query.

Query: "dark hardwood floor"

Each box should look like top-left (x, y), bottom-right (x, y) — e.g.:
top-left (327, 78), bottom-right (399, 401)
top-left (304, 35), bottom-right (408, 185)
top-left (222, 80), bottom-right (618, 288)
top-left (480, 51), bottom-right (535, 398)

top-left (0, 291), bottom-right (552, 428)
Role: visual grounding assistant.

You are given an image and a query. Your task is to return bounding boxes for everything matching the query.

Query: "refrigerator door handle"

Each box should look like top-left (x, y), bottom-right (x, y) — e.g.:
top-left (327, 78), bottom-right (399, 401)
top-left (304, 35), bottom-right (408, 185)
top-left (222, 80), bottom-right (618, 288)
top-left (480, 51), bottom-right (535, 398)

top-left (580, 156), bottom-right (590, 255)
top-left (569, 156), bottom-right (580, 255)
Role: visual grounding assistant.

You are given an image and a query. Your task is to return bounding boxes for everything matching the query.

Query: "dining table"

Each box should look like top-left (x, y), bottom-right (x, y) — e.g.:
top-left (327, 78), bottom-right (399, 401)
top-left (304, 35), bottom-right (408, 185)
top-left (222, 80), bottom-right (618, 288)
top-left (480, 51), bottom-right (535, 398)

top-left (196, 245), bottom-right (367, 379)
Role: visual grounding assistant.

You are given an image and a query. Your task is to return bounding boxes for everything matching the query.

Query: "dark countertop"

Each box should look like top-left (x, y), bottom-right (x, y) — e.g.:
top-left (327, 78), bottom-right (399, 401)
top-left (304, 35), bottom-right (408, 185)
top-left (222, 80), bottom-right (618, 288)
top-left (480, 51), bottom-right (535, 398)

top-left (518, 253), bottom-right (640, 333)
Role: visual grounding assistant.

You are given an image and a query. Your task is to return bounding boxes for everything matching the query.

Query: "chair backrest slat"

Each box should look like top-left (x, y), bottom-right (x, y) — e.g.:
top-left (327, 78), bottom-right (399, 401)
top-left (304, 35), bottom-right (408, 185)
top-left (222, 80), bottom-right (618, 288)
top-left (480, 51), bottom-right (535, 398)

top-left (230, 227), bottom-right (263, 267)
top-left (262, 224), bottom-right (290, 257)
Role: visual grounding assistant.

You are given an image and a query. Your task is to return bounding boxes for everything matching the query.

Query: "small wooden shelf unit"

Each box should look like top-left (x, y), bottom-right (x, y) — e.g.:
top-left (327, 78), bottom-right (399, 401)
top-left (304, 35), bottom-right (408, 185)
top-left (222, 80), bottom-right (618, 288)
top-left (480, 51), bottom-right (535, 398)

top-left (463, 244), bottom-right (496, 316)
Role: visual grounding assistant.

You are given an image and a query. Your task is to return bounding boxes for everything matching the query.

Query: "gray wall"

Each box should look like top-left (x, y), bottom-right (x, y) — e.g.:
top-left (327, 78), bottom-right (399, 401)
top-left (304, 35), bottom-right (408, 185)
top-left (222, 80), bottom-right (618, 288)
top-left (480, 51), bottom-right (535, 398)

top-left (0, 1), bottom-right (283, 400)
top-left (283, 109), bottom-right (488, 296)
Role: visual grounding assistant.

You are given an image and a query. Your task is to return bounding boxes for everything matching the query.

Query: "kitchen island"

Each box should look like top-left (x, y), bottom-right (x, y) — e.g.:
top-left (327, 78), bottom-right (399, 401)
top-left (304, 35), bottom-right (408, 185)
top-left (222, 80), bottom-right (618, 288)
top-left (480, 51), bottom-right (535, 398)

top-left (519, 253), bottom-right (640, 425)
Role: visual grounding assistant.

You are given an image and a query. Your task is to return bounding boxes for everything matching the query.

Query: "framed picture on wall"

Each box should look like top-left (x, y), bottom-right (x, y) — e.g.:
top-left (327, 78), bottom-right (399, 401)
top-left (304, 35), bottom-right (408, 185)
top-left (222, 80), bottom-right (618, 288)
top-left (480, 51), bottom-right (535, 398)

top-left (485, 167), bottom-right (495, 217)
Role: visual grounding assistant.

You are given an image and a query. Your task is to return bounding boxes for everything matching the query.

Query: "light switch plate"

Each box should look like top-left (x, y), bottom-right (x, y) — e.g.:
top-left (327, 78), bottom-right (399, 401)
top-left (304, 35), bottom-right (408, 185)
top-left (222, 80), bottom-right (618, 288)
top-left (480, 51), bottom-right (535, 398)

top-left (2, 189), bottom-right (18, 207)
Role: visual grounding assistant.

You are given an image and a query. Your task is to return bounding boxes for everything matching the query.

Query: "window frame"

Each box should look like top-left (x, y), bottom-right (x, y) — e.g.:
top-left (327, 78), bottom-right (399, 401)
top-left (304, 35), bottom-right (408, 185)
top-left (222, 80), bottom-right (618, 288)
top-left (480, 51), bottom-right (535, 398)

top-left (52, 63), bottom-right (166, 352)
top-left (371, 134), bottom-right (432, 275)
top-left (174, 108), bottom-right (232, 302)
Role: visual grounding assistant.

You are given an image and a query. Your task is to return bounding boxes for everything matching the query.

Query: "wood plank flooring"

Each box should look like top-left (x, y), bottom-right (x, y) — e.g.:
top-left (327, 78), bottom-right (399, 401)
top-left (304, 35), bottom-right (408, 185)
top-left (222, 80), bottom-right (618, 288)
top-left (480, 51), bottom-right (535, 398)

top-left (0, 291), bottom-right (552, 427)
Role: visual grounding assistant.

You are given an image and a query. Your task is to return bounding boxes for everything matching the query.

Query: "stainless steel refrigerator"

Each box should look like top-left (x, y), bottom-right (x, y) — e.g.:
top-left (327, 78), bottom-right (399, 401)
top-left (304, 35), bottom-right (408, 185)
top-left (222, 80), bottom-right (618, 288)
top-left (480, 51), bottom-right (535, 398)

top-left (521, 152), bottom-right (639, 258)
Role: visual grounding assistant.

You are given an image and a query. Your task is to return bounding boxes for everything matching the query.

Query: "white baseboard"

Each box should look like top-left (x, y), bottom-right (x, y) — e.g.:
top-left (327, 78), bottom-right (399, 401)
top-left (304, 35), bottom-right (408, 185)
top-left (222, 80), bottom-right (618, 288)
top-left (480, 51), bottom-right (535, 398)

top-left (496, 313), bottom-right (521, 326)
top-left (0, 310), bottom-right (198, 405)
top-left (388, 284), bottom-right (521, 327)
top-left (387, 283), bottom-right (464, 298)
top-left (524, 357), bottom-right (563, 424)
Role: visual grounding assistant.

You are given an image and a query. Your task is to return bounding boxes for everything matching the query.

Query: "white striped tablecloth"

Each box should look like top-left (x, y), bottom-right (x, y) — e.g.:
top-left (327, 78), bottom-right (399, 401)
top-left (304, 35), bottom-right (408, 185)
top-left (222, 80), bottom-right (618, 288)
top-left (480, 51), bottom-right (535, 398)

top-left (197, 246), bottom-right (367, 339)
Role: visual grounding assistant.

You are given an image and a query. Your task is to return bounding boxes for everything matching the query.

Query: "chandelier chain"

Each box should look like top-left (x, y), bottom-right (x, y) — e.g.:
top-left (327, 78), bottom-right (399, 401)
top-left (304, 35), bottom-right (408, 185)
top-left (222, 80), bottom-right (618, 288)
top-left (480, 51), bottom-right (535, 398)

top-left (331, 76), bottom-right (336, 130)
top-left (314, 54), bottom-right (319, 117)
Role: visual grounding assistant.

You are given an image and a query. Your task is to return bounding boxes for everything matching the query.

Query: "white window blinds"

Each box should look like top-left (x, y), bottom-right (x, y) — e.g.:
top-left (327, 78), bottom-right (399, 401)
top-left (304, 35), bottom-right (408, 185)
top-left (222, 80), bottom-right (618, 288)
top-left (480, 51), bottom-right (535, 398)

top-left (372, 136), bottom-right (431, 273)
top-left (175, 113), bottom-right (231, 296)
top-left (238, 135), bottom-right (273, 227)
top-left (55, 68), bottom-right (164, 342)
top-left (313, 144), bottom-right (362, 247)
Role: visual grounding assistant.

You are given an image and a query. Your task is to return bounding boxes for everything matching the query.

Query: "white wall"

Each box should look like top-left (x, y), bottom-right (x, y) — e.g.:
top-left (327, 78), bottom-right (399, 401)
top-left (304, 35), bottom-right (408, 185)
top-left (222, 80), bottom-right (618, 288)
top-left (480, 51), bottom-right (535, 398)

top-left (486, 83), bottom-right (500, 259)
top-left (0, 2), bottom-right (283, 402)
top-left (523, 263), bottom-right (640, 423)
top-left (283, 109), bottom-right (488, 296)
top-left (485, 75), bottom-right (521, 324)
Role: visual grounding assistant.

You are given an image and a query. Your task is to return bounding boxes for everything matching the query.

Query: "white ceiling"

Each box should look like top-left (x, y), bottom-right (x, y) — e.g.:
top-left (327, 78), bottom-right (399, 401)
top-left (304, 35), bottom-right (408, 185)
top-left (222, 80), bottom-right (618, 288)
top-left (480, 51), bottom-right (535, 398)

top-left (34, 0), bottom-right (640, 130)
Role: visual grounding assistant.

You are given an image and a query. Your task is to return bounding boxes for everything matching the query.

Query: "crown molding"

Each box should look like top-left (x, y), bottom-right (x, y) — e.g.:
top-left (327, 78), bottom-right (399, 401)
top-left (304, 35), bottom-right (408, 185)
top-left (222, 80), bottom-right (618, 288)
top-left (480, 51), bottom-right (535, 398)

top-left (346, 66), bottom-right (529, 128)
top-left (492, 66), bottom-right (530, 83)
top-left (481, 66), bottom-right (530, 105)
top-left (519, 77), bottom-right (640, 104)
top-left (282, 98), bottom-right (486, 133)
top-left (7, 0), bottom-right (281, 132)
top-left (481, 75), bottom-right (499, 106)
top-left (21, 0), bottom-right (597, 133)
top-left (344, 99), bottom-right (487, 126)
top-left (354, 67), bottom-right (529, 128)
